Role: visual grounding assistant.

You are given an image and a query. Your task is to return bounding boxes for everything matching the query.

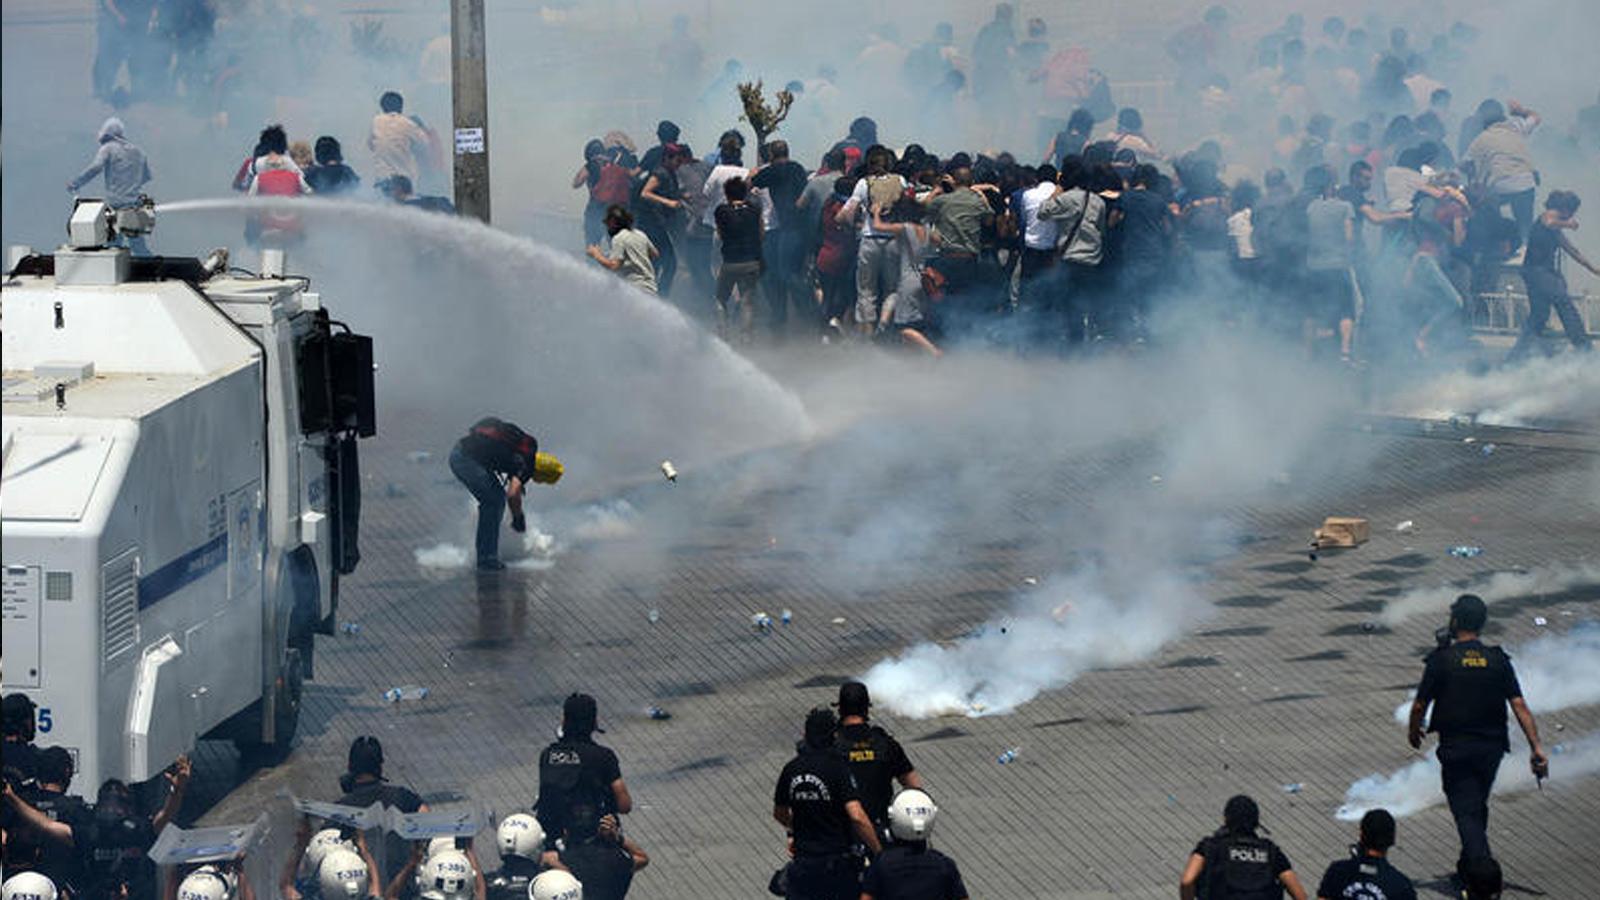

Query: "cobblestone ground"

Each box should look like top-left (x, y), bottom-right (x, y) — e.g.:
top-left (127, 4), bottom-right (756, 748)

top-left (187, 386), bottom-right (1600, 900)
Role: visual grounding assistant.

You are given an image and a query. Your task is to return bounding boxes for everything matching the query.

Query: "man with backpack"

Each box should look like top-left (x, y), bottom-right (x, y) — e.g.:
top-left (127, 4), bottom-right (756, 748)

top-left (1179, 795), bottom-right (1308, 900)
top-left (448, 418), bottom-right (564, 571)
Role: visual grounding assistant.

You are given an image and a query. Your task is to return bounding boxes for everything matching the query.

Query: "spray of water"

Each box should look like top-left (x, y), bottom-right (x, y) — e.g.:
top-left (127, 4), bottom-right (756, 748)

top-left (156, 197), bottom-right (812, 490)
top-left (1336, 730), bottom-right (1600, 821)
top-left (1377, 563), bottom-right (1600, 627)
top-left (1392, 622), bottom-right (1600, 724)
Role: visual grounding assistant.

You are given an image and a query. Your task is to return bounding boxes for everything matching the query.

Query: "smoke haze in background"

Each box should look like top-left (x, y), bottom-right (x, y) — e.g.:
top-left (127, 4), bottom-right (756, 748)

top-left (1337, 728), bottom-right (1600, 821)
top-left (1392, 356), bottom-right (1600, 426)
top-left (1392, 622), bottom-right (1600, 724)
top-left (1377, 563), bottom-right (1600, 626)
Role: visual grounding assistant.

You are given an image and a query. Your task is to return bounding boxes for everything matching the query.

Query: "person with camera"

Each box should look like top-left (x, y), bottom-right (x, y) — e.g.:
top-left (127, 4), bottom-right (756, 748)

top-left (1406, 594), bottom-right (1547, 882)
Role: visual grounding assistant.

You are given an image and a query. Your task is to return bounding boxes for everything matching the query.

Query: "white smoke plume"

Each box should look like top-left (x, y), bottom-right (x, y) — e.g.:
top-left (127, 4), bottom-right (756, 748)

top-left (1377, 563), bottom-right (1600, 627)
top-left (1392, 622), bottom-right (1600, 724)
top-left (1336, 730), bottom-right (1600, 821)
top-left (1389, 355), bottom-right (1600, 427)
top-left (865, 566), bottom-right (1205, 718)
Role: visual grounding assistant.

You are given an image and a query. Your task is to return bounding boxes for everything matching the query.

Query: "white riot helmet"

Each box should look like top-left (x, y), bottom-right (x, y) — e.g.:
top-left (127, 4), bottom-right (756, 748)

top-left (497, 813), bottom-right (546, 860)
top-left (425, 837), bottom-right (458, 860)
top-left (303, 828), bottom-right (350, 877)
top-left (318, 848), bottom-right (371, 900)
top-left (2, 872), bottom-right (59, 900)
top-left (529, 871), bottom-right (582, 900)
top-left (888, 789), bottom-right (938, 842)
top-left (176, 868), bottom-right (231, 900)
top-left (418, 849), bottom-right (475, 900)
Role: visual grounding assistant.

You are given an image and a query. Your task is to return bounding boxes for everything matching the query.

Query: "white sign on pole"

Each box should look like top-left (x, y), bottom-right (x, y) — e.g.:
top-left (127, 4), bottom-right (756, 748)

top-left (454, 127), bottom-right (485, 154)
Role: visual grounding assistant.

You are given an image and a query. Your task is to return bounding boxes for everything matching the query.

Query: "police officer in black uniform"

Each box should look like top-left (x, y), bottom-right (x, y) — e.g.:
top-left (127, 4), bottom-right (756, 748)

top-left (449, 417), bottom-right (562, 571)
top-left (2, 693), bottom-right (42, 788)
top-left (1180, 795), bottom-right (1308, 900)
top-left (555, 804), bottom-right (648, 900)
top-left (774, 708), bottom-right (882, 900)
top-left (535, 694), bottom-right (632, 857)
top-left (1314, 809), bottom-right (1416, 900)
top-left (831, 682), bottom-right (923, 832)
top-left (4, 747), bottom-right (93, 895)
top-left (1407, 594), bottom-right (1547, 878)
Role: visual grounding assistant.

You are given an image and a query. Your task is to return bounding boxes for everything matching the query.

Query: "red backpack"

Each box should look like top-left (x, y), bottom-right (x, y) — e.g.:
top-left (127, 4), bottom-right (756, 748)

top-left (471, 418), bottom-right (537, 460)
top-left (591, 162), bottom-right (634, 207)
top-left (255, 168), bottom-right (304, 233)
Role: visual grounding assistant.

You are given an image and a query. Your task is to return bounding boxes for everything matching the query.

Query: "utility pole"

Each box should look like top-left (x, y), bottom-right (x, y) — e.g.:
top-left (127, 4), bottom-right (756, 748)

top-left (450, 0), bottom-right (490, 223)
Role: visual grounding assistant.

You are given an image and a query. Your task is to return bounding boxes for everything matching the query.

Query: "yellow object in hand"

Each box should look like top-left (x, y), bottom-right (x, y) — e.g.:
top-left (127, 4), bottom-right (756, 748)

top-left (532, 452), bottom-right (565, 484)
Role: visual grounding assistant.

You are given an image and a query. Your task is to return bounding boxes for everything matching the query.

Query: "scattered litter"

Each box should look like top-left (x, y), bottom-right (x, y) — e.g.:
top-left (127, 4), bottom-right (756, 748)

top-left (1448, 545), bottom-right (1484, 558)
top-left (660, 460), bottom-right (678, 482)
top-left (1551, 743), bottom-right (1567, 755)
top-left (1395, 520), bottom-right (1416, 534)
top-left (1480, 443), bottom-right (1496, 457)
top-left (383, 685), bottom-right (429, 703)
top-left (1463, 437), bottom-right (1477, 444)
top-left (1149, 474), bottom-right (1163, 484)
top-left (647, 608), bottom-right (660, 624)
top-left (780, 609), bottom-right (793, 626)
top-left (831, 617), bottom-right (847, 626)
top-left (1556, 723), bottom-right (1565, 732)
top-left (751, 612), bottom-right (773, 632)
top-left (1314, 516), bottom-right (1370, 548)
top-left (1282, 783), bottom-right (1304, 794)
top-left (442, 651), bottom-right (454, 669)
top-left (996, 747), bottom-right (1021, 765)
top-left (1360, 621), bottom-right (1378, 633)
top-left (1533, 616), bottom-right (1548, 627)
top-left (340, 622), bottom-right (362, 636)
top-left (1166, 794), bottom-right (1177, 806)
top-left (384, 483), bottom-right (407, 498)
top-left (406, 451), bottom-right (432, 464)
top-left (1023, 576), bottom-right (1039, 586)
top-left (646, 706), bottom-right (672, 721)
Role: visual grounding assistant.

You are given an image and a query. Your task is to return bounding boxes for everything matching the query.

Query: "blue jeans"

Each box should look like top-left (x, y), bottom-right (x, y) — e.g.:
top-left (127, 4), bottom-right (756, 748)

top-left (449, 445), bottom-right (504, 564)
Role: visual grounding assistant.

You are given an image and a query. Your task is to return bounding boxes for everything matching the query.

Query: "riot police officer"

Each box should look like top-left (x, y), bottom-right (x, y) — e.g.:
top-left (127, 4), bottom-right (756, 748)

top-left (831, 682), bottom-right (923, 832)
top-left (1179, 795), bottom-right (1308, 900)
top-left (535, 694), bottom-right (632, 854)
top-left (773, 708), bottom-right (881, 900)
top-left (859, 790), bottom-right (968, 900)
top-left (485, 814), bottom-right (545, 900)
top-left (1406, 594), bottom-right (1547, 879)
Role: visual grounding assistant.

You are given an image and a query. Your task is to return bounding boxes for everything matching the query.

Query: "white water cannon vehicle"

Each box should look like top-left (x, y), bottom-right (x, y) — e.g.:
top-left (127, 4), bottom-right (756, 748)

top-left (2, 200), bottom-right (375, 789)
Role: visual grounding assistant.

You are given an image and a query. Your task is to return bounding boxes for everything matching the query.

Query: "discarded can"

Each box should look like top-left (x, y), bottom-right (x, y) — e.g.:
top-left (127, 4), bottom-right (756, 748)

top-left (752, 612), bottom-right (773, 632)
top-left (1533, 616), bottom-right (1548, 627)
top-left (647, 706), bottom-right (672, 720)
top-left (1448, 546), bottom-right (1484, 558)
top-left (1282, 783), bottom-right (1304, 794)
top-left (1481, 443), bottom-right (1496, 457)
top-left (1395, 520), bottom-right (1416, 534)
top-left (383, 685), bottom-right (429, 703)
top-left (406, 451), bottom-right (432, 464)
top-left (660, 460), bottom-right (678, 482)
top-left (997, 747), bottom-right (1021, 765)
top-left (647, 608), bottom-right (660, 624)
top-left (340, 622), bottom-right (362, 636)
top-left (780, 609), bottom-right (793, 626)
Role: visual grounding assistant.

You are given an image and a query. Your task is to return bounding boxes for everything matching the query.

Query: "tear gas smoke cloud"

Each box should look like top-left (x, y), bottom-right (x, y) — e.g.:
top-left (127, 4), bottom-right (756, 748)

top-left (1392, 356), bottom-right (1600, 427)
top-left (1378, 563), bottom-right (1600, 626)
top-left (413, 498), bottom-right (636, 570)
top-left (1336, 729), bottom-right (1600, 821)
top-left (1392, 622), bottom-right (1600, 724)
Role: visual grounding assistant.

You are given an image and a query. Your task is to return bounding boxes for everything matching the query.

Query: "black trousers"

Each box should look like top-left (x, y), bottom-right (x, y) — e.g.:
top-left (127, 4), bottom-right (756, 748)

top-left (785, 854), bottom-right (859, 900)
top-left (1438, 739), bottom-right (1503, 866)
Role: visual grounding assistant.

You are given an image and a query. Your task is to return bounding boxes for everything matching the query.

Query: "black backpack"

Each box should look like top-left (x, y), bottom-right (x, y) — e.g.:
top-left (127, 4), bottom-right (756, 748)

top-left (1204, 833), bottom-right (1281, 900)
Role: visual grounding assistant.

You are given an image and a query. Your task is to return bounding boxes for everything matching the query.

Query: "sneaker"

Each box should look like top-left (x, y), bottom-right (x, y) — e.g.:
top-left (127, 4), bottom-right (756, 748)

top-left (477, 558), bottom-right (506, 572)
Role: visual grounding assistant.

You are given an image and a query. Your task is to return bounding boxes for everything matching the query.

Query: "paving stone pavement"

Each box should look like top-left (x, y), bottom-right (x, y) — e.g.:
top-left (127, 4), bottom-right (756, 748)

top-left (188, 399), bottom-right (1600, 900)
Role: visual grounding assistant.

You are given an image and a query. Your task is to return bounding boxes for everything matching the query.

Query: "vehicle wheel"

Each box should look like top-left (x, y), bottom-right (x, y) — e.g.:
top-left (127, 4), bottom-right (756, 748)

top-left (233, 648), bottom-right (303, 765)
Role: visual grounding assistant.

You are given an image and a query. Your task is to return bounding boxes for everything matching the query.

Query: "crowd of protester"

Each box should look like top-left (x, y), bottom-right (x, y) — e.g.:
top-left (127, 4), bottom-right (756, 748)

top-left (574, 4), bottom-right (1597, 365)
